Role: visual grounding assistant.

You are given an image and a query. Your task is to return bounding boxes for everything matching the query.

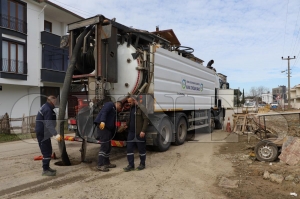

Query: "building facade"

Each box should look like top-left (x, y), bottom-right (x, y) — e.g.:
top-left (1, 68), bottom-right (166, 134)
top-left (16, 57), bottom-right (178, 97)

top-left (0, 0), bottom-right (83, 118)
top-left (261, 92), bottom-right (273, 104)
top-left (272, 85), bottom-right (287, 103)
top-left (290, 84), bottom-right (300, 109)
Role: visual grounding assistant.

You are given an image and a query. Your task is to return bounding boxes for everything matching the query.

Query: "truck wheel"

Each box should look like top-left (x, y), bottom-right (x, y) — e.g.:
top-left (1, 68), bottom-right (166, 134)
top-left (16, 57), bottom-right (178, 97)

top-left (214, 118), bottom-right (223, 129)
top-left (174, 115), bottom-right (187, 145)
top-left (155, 117), bottom-right (172, 152)
top-left (254, 140), bottom-right (279, 162)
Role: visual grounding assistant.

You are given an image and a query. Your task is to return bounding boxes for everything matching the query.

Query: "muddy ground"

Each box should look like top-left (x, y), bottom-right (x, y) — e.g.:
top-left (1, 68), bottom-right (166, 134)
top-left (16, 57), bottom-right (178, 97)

top-left (0, 131), bottom-right (234, 199)
top-left (217, 134), bottom-right (300, 199)
top-left (0, 109), bottom-right (299, 199)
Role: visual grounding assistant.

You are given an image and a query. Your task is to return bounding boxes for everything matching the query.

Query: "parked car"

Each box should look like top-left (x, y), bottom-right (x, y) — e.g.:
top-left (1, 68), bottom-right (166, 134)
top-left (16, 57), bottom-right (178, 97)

top-left (270, 103), bottom-right (278, 109)
top-left (242, 102), bottom-right (258, 113)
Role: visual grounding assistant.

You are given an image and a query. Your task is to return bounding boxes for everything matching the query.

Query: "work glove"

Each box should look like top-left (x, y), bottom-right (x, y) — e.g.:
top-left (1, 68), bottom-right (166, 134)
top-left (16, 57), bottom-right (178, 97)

top-left (99, 122), bottom-right (105, 130)
top-left (55, 134), bottom-right (62, 141)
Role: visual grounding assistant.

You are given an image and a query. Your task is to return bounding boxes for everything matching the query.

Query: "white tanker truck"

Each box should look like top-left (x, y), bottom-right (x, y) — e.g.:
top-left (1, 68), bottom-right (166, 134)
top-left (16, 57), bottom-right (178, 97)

top-left (64, 15), bottom-right (226, 153)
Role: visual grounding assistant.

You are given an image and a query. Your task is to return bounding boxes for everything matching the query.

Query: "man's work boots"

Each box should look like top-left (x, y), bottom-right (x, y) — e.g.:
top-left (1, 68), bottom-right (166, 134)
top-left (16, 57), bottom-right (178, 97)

top-left (105, 163), bottom-right (116, 168)
top-left (42, 169), bottom-right (56, 176)
top-left (123, 165), bottom-right (135, 172)
top-left (97, 165), bottom-right (109, 172)
top-left (136, 164), bottom-right (145, 171)
top-left (48, 167), bottom-right (57, 172)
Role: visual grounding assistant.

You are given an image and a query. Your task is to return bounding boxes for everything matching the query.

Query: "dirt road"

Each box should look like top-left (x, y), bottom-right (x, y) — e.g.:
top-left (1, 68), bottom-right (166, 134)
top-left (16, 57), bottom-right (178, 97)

top-left (0, 131), bottom-right (234, 199)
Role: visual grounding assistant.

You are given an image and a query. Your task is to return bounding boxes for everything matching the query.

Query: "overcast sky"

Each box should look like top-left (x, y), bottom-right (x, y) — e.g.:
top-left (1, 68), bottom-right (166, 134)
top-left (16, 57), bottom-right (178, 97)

top-left (50, 0), bottom-right (300, 95)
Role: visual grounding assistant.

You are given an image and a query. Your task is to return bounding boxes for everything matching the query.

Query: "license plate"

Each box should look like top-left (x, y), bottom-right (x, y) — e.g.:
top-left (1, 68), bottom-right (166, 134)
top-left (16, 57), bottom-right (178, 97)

top-left (68, 125), bottom-right (77, 130)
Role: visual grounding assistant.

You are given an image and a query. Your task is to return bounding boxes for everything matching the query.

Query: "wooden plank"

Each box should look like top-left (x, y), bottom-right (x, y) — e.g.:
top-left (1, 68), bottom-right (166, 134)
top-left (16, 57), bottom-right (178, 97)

top-left (68, 16), bottom-right (101, 31)
top-left (242, 115), bottom-right (247, 132)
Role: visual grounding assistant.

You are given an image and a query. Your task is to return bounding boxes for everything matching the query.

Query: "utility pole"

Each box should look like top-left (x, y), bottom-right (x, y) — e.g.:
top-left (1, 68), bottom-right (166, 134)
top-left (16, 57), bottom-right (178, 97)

top-left (281, 56), bottom-right (296, 110)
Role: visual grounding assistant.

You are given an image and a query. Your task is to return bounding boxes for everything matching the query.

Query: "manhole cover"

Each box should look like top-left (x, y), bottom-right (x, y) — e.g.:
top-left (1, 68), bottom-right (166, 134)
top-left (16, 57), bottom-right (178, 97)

top-left (54, 160), bottom-right (81, 166)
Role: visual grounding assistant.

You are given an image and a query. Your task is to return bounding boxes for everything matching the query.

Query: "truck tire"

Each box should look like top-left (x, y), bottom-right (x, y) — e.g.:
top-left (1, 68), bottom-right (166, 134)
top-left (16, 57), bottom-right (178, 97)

top-left (155, 117), bottom-right (172, 152)
top-left (173, 114), bottom-right (187, 145)
top-left (215, 118), bottom-right (223, 129)
top-left (254, 140), bottom-right (279, 162)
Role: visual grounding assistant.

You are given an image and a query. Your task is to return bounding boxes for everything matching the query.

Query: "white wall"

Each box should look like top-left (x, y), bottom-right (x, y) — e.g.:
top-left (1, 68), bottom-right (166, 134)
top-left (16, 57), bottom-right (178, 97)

top-left (44, 16), bottom-right (67, 36)
top-left (219, 89), bottom-right (235, 109)
top-left (0, 85), bottom-right (41, 117)
top-left (262, 94), bottom-right (273, 104)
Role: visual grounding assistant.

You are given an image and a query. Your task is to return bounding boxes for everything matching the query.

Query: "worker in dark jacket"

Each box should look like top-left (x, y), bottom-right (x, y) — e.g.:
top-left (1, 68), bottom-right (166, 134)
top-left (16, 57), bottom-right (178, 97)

top-left (123, 96), bottom-right (149, 172)
top-left (35, 95), bottom-right (61, 176)
top-left (94, 101), bottom-right (122, 172)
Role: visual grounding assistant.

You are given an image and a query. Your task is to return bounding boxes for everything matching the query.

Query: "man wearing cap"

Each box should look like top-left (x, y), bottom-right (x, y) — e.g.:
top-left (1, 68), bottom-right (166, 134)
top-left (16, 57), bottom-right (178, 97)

top-left (35, 95), bottom-right (61, 176)
top-left (123, 96), bottom-right (149, 172)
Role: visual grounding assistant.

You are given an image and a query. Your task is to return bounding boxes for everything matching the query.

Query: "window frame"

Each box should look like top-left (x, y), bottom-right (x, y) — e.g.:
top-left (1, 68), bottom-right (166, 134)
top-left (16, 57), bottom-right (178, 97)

top-left (2, 0), bottom-right (26, 33)
top-left (44, 20), bottom-right (52, 33)
top-left (2, 39), bottom-right (25, 74)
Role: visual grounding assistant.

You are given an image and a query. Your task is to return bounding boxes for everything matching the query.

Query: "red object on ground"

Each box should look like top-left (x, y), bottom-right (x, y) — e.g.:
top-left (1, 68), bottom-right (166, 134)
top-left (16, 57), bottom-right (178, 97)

top-left (34, 152), bottom-right (56, 161)
top-left (226, 117), bottom-right (231, 132)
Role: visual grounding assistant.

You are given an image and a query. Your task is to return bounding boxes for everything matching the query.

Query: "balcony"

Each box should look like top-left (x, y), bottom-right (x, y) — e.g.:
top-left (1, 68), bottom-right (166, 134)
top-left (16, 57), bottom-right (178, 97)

top-left (0, 14), bottom-right (27, 34)
top-left (0, 58), bottom-right (27, 80)
top-left (41, 44), bottom-right (68, 83)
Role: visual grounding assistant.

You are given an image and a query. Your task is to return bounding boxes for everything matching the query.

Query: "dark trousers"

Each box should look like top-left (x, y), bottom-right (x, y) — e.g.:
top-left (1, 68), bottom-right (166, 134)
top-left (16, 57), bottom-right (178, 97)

top-left (37, 137), bottom-right (52, 171)
top-left (98, 128), bottom-right (113, 166)
top-left (126, 131), bottom-right (146, 167)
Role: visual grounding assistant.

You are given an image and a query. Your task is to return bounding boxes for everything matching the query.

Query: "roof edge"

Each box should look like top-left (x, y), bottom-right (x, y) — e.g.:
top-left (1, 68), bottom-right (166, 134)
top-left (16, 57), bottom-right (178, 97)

top-left (33, 0), bottom-right (84, 20)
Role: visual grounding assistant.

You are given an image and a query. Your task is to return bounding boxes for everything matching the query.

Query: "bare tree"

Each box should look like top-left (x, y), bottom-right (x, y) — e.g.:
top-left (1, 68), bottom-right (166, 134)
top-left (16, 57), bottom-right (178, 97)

top-left (249, 87), bottom-right (257, 97)
top-left (249, 86), bottom-right (270, 97)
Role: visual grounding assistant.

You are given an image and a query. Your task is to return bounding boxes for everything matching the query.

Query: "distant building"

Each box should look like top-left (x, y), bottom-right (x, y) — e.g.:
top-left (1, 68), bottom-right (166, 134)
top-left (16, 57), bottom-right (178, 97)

top-left (217, 73), bottom-right (229, 89)
top-left (272, 85), bottom-right (287, 103)
top-left (290, 84), bottom-right (300, 109)
top-left (262, 92), bottom-right (273, 104)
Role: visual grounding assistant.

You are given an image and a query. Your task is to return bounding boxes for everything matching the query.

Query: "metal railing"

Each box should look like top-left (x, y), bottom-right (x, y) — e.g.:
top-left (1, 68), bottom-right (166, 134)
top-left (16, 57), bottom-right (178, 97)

top-left (42, 44), bottom-right (69, 72)
top-left (1, 58), bottom-right (27, 74)
top-left (0, 14), bottom-right (27, 34)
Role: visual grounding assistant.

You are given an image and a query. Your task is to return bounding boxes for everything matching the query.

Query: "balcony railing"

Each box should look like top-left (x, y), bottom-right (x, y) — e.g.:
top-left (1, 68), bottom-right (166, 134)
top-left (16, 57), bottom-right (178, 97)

top-left (42, 44), bottom-right (68, 72)
top-left (0, 14), bottom-right (27, 34)
top-left (1, 58), bottom-right (27, 74)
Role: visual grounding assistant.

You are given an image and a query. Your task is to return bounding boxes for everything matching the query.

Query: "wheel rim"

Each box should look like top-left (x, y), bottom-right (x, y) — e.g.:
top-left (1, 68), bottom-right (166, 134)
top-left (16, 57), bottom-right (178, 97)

top-left (160, 126), bottom-right (170, 145)
top-left (178, 121), bottom-right (187, 140)
top-left (258, 145), bottom-right (274, 160)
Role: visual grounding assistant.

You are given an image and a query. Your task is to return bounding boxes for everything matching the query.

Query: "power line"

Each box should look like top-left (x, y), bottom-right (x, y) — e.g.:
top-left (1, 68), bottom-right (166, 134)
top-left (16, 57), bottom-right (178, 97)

top-left (289, 2), bottom-right (300, 55)
top-left (48, 0), bottom-right (94, 17)
top-left (282, 0), bottom-right (290, 68)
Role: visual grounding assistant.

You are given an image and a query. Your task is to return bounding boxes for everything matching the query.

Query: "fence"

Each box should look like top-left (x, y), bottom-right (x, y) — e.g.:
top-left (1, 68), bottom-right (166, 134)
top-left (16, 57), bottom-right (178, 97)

top-left (0, 113), bottom-right (10, 133)
top-left (0, 113), bottom-right (36, 134)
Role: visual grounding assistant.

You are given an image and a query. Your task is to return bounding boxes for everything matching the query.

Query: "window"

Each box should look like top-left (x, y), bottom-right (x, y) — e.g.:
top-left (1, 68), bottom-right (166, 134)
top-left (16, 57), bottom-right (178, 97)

top-left (2, 40), bottom-right (24, 74)
top-left (44, 20), bottom-right (52, 33)
top-left (1, 0), bottom-right (26, 33)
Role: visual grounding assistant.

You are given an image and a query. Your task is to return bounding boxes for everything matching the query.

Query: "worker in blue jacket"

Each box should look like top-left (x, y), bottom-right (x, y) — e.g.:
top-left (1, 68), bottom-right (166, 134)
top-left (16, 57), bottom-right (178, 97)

top-left (94, 101), bottom-right (122, 172)
top-left (35, 95), bottom-right (61, 176)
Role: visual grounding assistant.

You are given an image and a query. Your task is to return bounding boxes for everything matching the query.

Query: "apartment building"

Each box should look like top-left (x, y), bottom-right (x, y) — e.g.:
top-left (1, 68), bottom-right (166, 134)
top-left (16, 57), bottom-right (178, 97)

top-left (0, 0), bottom-right (83, 118)
top-left (290, 84), bottom-right (300, 109)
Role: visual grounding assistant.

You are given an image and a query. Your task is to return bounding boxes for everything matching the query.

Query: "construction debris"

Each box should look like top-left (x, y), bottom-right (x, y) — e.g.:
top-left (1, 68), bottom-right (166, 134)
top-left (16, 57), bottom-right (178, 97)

top-left (218, 177), bottom-right (239, 188)
top-left (278, 137), bottom-right (300, 166)
top-left (269, 173), bottom-right (284, 184)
